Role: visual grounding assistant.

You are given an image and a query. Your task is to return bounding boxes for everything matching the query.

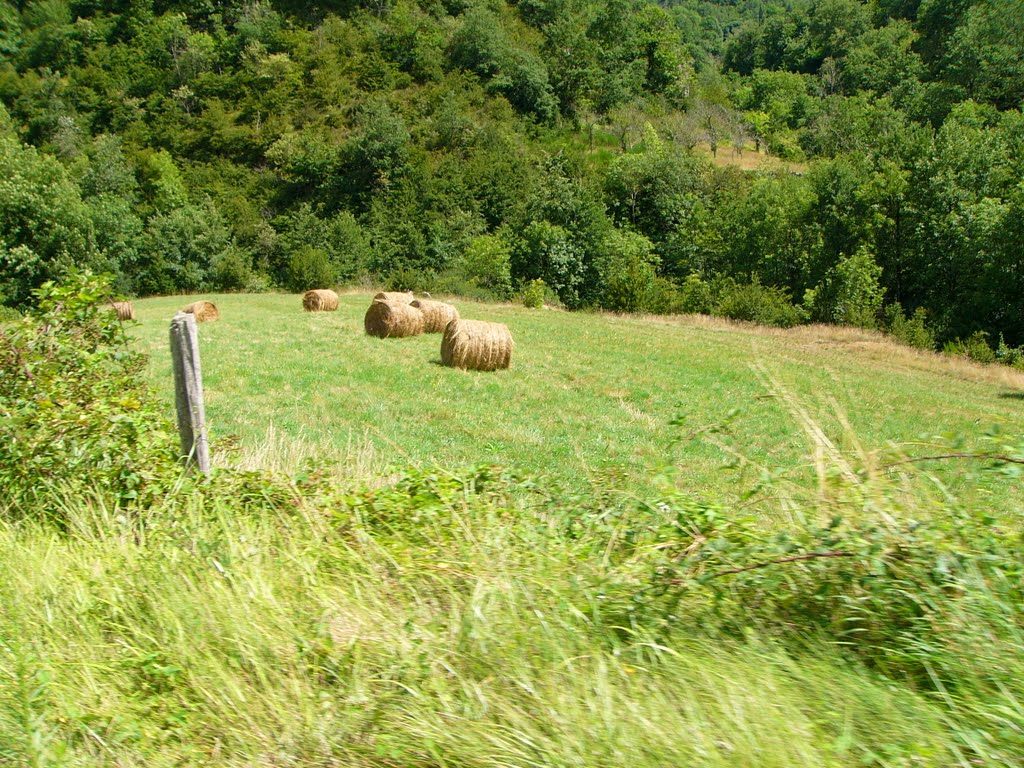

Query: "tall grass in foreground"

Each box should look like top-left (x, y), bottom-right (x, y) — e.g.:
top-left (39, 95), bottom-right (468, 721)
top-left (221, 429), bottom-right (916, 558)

top-left (2, 441), bottom-right (1023, 766)
top-left (0, 482), bottom-right (952, 767)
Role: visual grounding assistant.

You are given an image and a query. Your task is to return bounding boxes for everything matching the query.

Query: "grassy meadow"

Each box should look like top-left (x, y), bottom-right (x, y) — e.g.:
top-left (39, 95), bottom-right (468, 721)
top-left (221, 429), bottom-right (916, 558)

top-left (133, 291), bottom-right (1024, 510)
top-left (4, 289), bottom-right (1024, 767)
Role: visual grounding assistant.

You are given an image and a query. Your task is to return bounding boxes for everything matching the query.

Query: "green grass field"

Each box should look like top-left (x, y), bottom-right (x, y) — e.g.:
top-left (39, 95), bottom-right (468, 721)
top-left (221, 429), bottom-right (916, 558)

top-left (5, 290), bottom-right (1024, 766)
top-left (133, 292), bottom-right (1024, 510)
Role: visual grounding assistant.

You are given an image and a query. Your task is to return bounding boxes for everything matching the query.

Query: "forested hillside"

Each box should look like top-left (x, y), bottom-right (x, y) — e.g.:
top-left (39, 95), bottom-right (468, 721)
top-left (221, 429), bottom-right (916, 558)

top-left (1, 0), bottom-right (1022, 349)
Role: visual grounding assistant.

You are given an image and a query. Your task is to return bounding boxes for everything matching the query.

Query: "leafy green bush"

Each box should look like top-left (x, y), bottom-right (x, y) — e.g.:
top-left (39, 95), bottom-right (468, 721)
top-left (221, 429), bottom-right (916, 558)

top-left (513, 221), bottom-right (587, 309)
top-left (385, 266), bottom-right (431, 293)
top-left (627, 477), bottom-right (1024, 697)
top-left (453, 234), bottom-right (514, 298)
top-left (808, 247), bottom-right (885, 329)
top-left (427, 272), bottom-right (499, 302)
top-left (0, 137), bottom-right (101, 307)
top-left (139, 200), bottom-right (234, 294)
top-left (944, 331), bottom-right (997, 364)
top-left (713, 276), bottom-right (805, 328)
top-left (996, 334), bottom-right (1024, 370)
top-left (286, 247), bottom-right (336, 292)
top-left (885, 303), bottom-right (936, 350)
top-left (211, 245), bottom-right (261, 292)
top-left (519, 277), bottom-right (547, 308)
top-left (646, 277), bottom-right (686, 315)
top-left (0, 272), bottom-right (178, 518)
top-left (677, 272), bottom-right (713, 314)
top-left (596, 230), bottom-right (660, 313)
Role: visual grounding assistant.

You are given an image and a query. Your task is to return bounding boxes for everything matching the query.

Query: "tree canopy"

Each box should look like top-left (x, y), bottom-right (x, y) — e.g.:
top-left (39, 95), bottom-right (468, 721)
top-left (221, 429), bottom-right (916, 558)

top-left (0, 0), bottom-right (1021, 348)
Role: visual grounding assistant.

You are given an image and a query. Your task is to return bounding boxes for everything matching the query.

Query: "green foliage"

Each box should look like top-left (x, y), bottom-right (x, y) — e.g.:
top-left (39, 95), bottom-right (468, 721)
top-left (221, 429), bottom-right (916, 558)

top-left (808, 247), bottom-right (885, 328)
top-left (340, 101), bottom-right (411, 208)
top-left (0, 0), bottom-right (1018, 351)
top-left (0, 137), bottom-right (100, 307)
top-left (513, 220), bottom-right (588, 309)
top-left (604, 127), bottom-right (707, 246)
top-left (85, 194), bottom-right (146, 295)
top-left (841, 20), bottom-right (923, 96)
top-left (286, 246), bottom-right (336, 292)
top-left (942, 0), bottom-right (1024, 110)
top-left (271, 205), bottom-right (371, 286)
top-left (449, 6), bottom-right (557, 123)
top-left (1, 398), bottom-right (1023, 765)
top-left (596, 228), bottom-right (660, 312)
top-left (676, 272), bottom-right (712, 314)
top-left (885, 303), bottom-right (936, 351)
top-left (722, 171), bottom-right (820, 292)
top-left (79, 135), bottom-right (138, 201)
top-left (453, 234), bottom-right (514, 299)
top-left (0, 272), bottom-right (177, 517)
top-left (632, 461), bottom-right (1024, 720)
top-left (944, 331), bottom-right (997, 365)
top-left (713, 276), bottom-right (806, 328)
top-left (519, 277), bottom-right (547, 308)
top-left (139, 199), bottom-right (233, 294)
top-left (136, 148), bottom-right (188, 214)
top-left (995, 335), bottom-right (1024, 371)
top-left (212, 245), bottom-right (265, 292)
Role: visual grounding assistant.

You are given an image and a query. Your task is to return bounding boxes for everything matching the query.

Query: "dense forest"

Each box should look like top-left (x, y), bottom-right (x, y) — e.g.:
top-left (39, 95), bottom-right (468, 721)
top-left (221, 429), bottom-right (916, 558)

top-left (1, 0), bottom-right (1022, 352)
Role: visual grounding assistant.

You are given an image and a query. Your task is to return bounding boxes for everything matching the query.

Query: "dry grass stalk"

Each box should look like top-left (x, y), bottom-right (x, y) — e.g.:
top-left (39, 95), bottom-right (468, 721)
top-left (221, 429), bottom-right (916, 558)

top-left (374, 291), bottom-right (415, 305)
top-left (303, 289), bottom-right (339, 312)
top-left (410, 299), bottom-right (459, 333)
top-left (441, 319), bottom-right (514, 371)
top-left (182, 300), bottom-right (220, 322)
top-left (111, 301), bottom-right (135, 321)
top-left (364, 299), bottom-right (424, 338)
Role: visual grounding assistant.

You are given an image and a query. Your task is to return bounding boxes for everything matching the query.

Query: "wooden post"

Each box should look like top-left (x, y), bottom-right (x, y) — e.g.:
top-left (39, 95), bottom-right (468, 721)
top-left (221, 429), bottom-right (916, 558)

top-left (170, 311), bottom-right (210, 474)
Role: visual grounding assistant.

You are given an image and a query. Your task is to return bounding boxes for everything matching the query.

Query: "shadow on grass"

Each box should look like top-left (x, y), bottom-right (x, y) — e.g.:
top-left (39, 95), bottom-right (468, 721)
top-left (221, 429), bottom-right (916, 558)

top-left (998, 391), bottom-right (1024, 400)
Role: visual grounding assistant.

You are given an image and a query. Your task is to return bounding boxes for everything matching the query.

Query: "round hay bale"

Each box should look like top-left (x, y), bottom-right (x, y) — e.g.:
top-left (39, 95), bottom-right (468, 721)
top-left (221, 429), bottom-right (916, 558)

top-left (303, 289), bottom-right (339, 312)
top-left (111, 301), bottom-right (135, 321)
top-left (182, 300), bottom-right (220, 322)
top-left (374, 291), bottom-right (415, 304)
top-left (364, 299), bottom-right (424, 338)
top-left (410, 298), bottom-right (459, 333)
top-left (441, 319), bottom-right (514, 371)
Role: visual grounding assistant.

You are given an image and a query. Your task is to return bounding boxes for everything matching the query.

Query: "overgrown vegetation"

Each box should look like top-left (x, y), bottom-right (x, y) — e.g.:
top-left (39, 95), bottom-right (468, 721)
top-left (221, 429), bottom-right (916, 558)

top-left (0, 272), bottom-right (176, 518)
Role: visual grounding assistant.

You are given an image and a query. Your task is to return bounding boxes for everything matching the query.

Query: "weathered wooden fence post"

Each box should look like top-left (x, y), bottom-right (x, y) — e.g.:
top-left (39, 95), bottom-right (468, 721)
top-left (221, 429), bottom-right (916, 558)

top-left (170, 311), bottom-right (210, 474)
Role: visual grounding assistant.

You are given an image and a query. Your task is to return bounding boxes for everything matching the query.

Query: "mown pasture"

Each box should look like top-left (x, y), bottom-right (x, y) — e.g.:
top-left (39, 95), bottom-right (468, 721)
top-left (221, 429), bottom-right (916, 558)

top-left (133, 292), bottom-right (1024, 513)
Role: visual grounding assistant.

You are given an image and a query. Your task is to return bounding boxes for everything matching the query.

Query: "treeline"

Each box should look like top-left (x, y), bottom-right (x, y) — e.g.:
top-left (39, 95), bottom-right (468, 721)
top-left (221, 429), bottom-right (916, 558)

top-left (0, 0), bottom-right (1021, 350)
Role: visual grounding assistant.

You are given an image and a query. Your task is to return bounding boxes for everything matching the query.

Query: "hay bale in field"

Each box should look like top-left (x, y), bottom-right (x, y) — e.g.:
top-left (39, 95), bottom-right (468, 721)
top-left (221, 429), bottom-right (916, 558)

top-left (182, 300), bottom-right (220, 322)
top-left (373, 291), bottom-right (415, 304)
top-left (111, 301), bottom-right (135, 321)
top-left (303, 289), bottom-right (339, 312)
top-left (441, 319), bottom-right (514, 371)
top-left (364, 299), bottom-right (424, 338)
top-left (410, 298), bottom-right (459, 333)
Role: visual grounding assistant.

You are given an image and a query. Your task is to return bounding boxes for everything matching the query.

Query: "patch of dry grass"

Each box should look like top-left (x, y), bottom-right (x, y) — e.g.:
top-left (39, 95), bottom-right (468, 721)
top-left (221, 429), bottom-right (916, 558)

top-left (643, 313), bottom-right (1024, 389)
top-left (694, 142), bottom-right (809, 174)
